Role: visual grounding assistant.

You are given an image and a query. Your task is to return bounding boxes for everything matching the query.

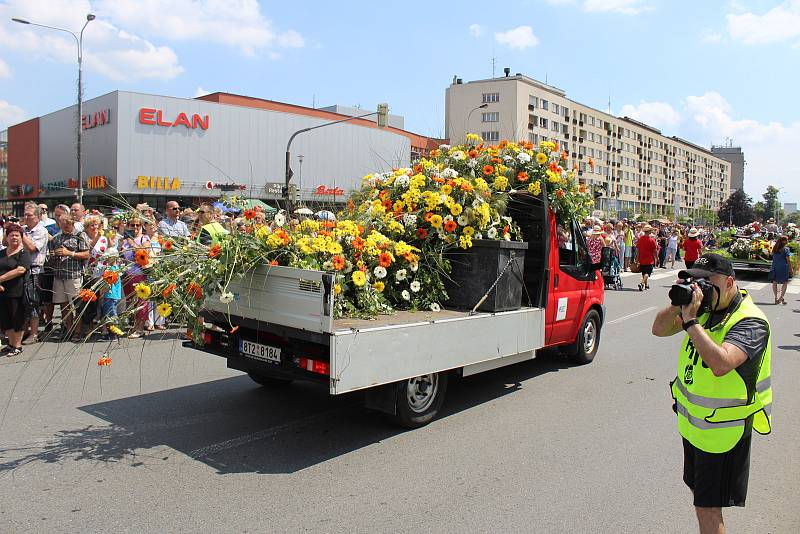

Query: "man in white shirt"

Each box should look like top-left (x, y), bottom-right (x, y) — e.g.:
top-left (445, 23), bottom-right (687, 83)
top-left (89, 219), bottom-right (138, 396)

top-left (158, 200), bottom-right (190, 238)
top-left (22, 202), bottom-right (49, 344)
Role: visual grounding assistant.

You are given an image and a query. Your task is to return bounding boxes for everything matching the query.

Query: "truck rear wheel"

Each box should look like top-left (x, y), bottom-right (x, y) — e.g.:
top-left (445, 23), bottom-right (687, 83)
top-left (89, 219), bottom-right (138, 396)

top-left (566, 310), bottom-right (601, 365)
top-left (247, 372), bottom-right (293, 388)
top-left (392, 372), bottom-right (448, 428)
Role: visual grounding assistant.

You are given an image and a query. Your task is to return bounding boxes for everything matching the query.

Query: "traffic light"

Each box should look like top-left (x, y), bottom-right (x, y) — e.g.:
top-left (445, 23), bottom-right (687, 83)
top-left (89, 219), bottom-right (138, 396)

top-left (377, 103), bottom-right (389, 128)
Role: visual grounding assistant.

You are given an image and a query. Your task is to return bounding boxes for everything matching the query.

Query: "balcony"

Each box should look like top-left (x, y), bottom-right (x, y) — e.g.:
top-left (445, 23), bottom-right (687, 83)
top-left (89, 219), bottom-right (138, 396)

top-left (528, 123), bottom-right (534, 130)
top-left (528, 104), bottom-right (535, 111)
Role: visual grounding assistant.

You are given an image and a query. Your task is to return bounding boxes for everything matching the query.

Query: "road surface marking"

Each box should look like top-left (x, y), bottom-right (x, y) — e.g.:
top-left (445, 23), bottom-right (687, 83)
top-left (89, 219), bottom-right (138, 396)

top-left (648, 271), bottom-right (679, 281)
top-left (785, 286), bottom-right (800, 295)
top-left (742, 281), bottom-right (768, 291)
top-left (606, 306), bottom-right (658, 325)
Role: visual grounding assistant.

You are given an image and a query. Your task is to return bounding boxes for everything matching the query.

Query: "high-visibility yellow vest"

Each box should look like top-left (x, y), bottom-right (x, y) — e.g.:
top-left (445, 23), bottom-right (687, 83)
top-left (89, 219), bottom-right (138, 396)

top-left (671, 290), bottom-right (772, 453)
top-left (198, 222), bottom-right (228, 244)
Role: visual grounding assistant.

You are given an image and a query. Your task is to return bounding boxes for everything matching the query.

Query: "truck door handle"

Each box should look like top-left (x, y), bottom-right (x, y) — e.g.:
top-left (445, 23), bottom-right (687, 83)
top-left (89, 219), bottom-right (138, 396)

top-left (554, 274), bottom-right (559, 288)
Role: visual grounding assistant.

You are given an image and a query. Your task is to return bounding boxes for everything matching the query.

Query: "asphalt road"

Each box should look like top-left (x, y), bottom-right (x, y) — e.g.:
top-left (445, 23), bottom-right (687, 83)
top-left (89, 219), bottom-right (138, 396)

top-left (1, 268), bottom-right (798, 533)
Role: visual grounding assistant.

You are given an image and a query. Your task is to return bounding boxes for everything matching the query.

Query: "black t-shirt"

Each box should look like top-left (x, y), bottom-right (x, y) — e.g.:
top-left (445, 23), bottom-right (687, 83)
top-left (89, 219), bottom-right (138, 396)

top-left (0, 247), bottom-right (32, 299)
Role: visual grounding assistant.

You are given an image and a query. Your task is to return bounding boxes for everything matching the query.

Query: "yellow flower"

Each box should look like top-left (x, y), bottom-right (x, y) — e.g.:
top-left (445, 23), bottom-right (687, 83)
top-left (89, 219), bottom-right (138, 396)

top-left (463, 226), bottom-right (475, 237)
top-left (450, 203), bottom-right (463, 216)
top-left (493, 176), bottom-right (509, 191)
top-left (134, 283), bottom-right (152, 300)
top-left (459, 235), bottom-right (473, 249)
top-left (109, 325), bottom-right (124, 336)
top-left (334, 284), bottom-right (342, 295)
top-left (528, 181), bottom-right (542, 196)
top-left (536, 152), bottom-right (548, 164)
top-left (156, 303), bottom-right (172, 318)
top-left (430, 214), bottom-right (443, 228)
top-left (352, 271), bottom-right (367, 287)
top-left (440, 184), bottom-right (453, 195)
top-left (373, 281), bottom-right (385, 293)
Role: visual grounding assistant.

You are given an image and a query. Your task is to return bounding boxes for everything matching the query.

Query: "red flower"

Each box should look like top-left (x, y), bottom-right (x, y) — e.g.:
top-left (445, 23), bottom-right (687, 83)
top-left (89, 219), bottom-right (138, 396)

top-left (378, 252), bottom-right (393, 267)
top-left (269, 260), bottom-right (279, 266)
top-left (416, 228), bottom-right (429, 239)
top-left (444, 219), bottom-right (458, 233)
top-left (134, 249), bottom-right (150, 267)
top-left (79, 289), bottom-right (97, 302)
top-left (243, 209), bottom-right (257, 220)
top-left (163, 240), bottom-right (174, 251)
top-left (208, 244), bottom-right (222, 258)
top-left (162, 283), bottom-right (176, 298)
top-left (97, 355), bottom-right (112, 367)
top-left (186, 282), bottom-right (204, 301)
top-left (556, 189), bottom-right (566, 199)
top-left (102, 270), bottom-right (119, 285)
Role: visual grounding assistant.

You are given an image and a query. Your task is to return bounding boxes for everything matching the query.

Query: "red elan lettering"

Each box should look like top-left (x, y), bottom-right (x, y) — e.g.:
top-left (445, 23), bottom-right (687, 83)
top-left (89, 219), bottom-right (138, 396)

top-left (192, 114), bottom-right (209, 130)
top-left (139, 108), bottom-right (156, 125)
top-left (173, 112), bottom-right (192, 128)
top-left (156, 109), bottom-right (171, 126)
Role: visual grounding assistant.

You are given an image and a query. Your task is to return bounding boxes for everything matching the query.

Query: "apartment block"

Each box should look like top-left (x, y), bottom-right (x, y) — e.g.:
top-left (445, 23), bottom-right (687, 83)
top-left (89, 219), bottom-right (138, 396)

top-left (445, 73), bottom-right (731, 219)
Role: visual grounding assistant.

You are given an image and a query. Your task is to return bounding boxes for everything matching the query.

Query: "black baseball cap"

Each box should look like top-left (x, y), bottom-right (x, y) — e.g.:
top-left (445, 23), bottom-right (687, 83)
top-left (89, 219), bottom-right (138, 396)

top-left (679, 253), bottom-right (734, 279)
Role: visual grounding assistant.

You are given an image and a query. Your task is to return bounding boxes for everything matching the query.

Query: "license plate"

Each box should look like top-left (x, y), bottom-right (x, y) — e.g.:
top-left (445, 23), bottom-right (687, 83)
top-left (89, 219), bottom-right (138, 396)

top-left (239, 339), bottom-right (281, 364)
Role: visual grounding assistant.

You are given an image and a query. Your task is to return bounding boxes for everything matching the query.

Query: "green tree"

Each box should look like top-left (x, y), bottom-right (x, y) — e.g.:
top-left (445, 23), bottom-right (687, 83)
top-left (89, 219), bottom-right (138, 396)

top-left (784, 212), bottom-right (800, 226)
top-left (753, 201), bottom-right (766, 222)
top-left (762, 185), bottom-right (784, 221)
top-left (718, 189), bottom-right (755, 226)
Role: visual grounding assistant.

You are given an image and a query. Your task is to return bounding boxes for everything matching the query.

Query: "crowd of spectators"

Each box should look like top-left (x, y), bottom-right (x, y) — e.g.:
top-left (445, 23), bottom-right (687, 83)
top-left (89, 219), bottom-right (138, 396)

top-left (0, 199), bottom-right (277, 356)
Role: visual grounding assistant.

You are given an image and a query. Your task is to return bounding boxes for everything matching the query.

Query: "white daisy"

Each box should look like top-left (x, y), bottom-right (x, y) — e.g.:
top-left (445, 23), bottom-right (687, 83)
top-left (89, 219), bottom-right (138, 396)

top-left (322, 260), bottom-right (334, 271)
top-left (457, 215), bottom-right (469, 226)
top-left (487, 227), bottom-right (498, 239)
top-left (273, 213), bottom-right (286, 227)
top-left (219, 292), bottom-right (235, 304)
top-left (517, 152), bottom-right (531, 163)
top-left (396, 269), bottom-right (407, 281)
top-left (410, 280), bottom-right (421, 292)
top-left (394, 174), bottom-right (410, 189)
top-left (401, 290), bottom-right (411, 301)
top-left (467, 159), bottom-right (477, 168)
top-left (373, 266), bottom-right (387, 279)
top-left (430, 302), bottom-right (441, 312)
top-left (474, 233), bottom-right (483, 240)
top-left (444, 214), bottom-right (454, 223)
top-left (450, 150), bottom-right (466, 161)
top-left (442, 167), bottom-right (459, 179)
top-left (409, 262), bottom-right (419, 272)
top-left (403, 213), bottom-right (417, 227)
top-left (439, 144), bottom-right (451, 151)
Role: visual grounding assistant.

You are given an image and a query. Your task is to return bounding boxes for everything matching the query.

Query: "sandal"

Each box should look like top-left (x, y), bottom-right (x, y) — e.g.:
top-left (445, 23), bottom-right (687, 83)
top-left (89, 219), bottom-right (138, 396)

top-left (128, 331), bottom-right (143, 339)
top-left (638, 283), bottom-right (643, 291)
top-left (6, 347), bottom-right (23, 357)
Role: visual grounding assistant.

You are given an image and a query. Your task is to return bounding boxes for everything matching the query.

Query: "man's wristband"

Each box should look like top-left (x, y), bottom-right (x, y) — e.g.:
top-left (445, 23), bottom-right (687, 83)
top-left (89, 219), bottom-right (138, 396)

top-left (682, 318), bottom-right (699, 331)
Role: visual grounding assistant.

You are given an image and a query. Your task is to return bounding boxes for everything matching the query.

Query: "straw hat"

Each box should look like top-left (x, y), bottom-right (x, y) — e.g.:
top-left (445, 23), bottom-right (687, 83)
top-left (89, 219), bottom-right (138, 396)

top-left (591, 224), bottom-right (603, 235)
top-left (688, 227), bottom-right (700, 237)
top-left (643, 224), bottom-right (653, 233)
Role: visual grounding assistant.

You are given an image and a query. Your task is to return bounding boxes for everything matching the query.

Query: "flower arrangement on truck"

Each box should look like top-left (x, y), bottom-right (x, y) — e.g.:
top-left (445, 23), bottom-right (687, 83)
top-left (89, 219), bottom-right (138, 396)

top-left (177, 137), bottom-right (607, 427)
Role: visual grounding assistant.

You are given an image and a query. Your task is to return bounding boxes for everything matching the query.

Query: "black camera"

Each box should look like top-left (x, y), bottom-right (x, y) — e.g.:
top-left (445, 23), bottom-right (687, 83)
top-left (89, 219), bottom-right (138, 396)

top-left (669, 278), bottom-right (715, 315)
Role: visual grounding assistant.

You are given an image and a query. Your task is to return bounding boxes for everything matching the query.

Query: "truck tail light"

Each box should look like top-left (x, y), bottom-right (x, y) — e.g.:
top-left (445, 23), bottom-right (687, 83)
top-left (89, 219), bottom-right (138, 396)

top-left (298, 357), bottom-right (329, 376)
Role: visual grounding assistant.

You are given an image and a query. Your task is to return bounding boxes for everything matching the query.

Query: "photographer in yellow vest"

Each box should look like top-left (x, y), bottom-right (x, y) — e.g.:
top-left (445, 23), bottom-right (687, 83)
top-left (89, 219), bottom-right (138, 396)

top-left (652, 253), bottom-right (772, 534)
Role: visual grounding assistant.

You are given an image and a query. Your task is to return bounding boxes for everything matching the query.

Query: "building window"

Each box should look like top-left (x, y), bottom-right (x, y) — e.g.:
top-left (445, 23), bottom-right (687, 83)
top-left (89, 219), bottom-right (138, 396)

top-left (551, 121), bottom-right (560, 132)
top-left (552, 103), bottom-right (559, 115)
top-left (482, 92), bottom-right (500, 103)
top-left (529, 96), bottom-right (537, 108)
top-left (481, 112), bottom-right (499, 122)
top-left (539, 117), bottom-right (548, 129)
top-left (482, 131), bottom-right (500, 142)
top-left (541, 99), bottom-right (549, 111)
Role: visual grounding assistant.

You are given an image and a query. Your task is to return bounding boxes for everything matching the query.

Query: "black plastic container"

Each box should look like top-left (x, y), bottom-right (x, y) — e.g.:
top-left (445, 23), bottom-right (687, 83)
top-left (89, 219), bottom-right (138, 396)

top-left (443, 240), bottom-right (529, 312)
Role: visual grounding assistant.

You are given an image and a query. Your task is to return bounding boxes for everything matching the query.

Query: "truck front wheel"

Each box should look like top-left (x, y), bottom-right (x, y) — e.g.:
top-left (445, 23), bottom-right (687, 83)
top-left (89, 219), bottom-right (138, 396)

top-left (566, 310), bottom-right (601, 365)
top-left (392, 372), bottom-right (448, 428)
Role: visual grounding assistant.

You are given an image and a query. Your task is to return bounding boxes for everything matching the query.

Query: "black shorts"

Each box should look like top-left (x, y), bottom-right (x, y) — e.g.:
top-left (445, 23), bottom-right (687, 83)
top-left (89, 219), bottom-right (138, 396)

top-left (38, 271), bottom-right (54, 305)
top-left (0, 297), bottom-right (28, 332)
top-left (685, 261), bottom-right (696, 269)
top-left (640, 264), bottom-right (654, 276)
top-left (683, 435), bottom-right (751, 508)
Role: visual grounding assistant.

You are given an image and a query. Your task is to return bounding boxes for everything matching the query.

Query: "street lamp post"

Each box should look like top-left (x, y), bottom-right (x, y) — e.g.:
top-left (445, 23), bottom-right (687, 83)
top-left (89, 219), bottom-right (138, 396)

top-left (12, 13), bottom-right (95, 205)
top-left (465, 103), bottom-right (488, 142)
top-left (297, 154), bottom-right (304, 205)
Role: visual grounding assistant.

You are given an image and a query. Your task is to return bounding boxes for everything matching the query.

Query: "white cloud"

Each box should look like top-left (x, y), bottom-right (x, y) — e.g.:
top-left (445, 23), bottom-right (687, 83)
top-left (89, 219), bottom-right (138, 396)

top-left (700, 29), bottom-right (722, 43)
top-left (620, 100), bottom-right (682, 130)
top-left (0, 99), bottom-right (26, 129)
top-left (0, 2), bottom-right (184, 81)
top-left (726, 0), bottom-right (800, 45)
top-left (194, 86), bottom-right (209, 98)
top-left (494, 26), bottom-right (538, 50)
top-left (468, 24), bottom-right (483, 38)
top-left (583, 0), bottom-right (652, 15)
top-left (95, 0), bottom-right (305, 56)
top-left (544, 0), bottom-right (575, 4)
top-left (681, 91), bottom-right (800, 202)
top-left (0, 58), bottom-right (11, 79)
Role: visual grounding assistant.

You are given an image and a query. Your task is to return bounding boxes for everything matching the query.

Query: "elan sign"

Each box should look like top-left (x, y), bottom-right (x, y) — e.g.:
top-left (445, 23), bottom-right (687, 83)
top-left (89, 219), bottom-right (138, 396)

top-left (82, 109), bottom-right (111, 130)
top-left (138, 108), bottom-right (209, 130)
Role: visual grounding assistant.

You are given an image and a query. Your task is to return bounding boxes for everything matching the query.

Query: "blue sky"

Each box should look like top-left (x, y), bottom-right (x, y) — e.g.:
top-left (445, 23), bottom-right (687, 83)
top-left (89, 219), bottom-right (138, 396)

top-left (1, 0), bottom-right (799, 204)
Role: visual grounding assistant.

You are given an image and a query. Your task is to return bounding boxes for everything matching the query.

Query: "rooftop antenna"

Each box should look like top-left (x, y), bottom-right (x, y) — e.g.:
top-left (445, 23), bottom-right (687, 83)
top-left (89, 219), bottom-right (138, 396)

top-left (312, 94), bottom-right (316, 109)
top-left (491, 55), bottom-right (497, 78)
top-left (608, 90), bottom-right (612, 114)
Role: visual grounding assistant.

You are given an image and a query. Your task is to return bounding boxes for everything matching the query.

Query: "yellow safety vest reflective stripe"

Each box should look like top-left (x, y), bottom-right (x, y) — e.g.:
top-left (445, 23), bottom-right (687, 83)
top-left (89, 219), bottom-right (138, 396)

top-left (670, 290), bottom-right (772, 453)
top-left (198, 222), bottom-right (228, 244)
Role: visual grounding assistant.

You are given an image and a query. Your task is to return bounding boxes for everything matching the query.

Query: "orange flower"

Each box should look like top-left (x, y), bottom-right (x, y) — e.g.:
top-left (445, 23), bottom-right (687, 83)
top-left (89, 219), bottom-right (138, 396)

top-left (424, 212), bottom-right (434, 222)
top-left (347, 199), bottom-right (355, 213)
top-left (134, 249), bottom-right (150, 267)
top-left (432, 176), bottom-right (445, 184)
top-left (352, 236), bottom-right (365, 251)
top-left (162, 283), bottom-right (176, 298)
top-left (332, 255), bottom-right (345, 271)
top-left (553, 142), bottom-right (560, 152)
top-left (549, 162), bottom-right (560, 172)
top-left (524, 142), bottom-right (534, 150)
top-left (498, 139), bottom-right (508, 149)
top-left (556, 189), bottom-right (566, 199)
top-left (186, 282), bottom-right (204, 301)
top-left (322, 220), bottom-right (336, 229)
top-left (517, 171), bottom-right (529, 183)
top-left (468, 149), bottom-right (478, 159)
top-left (79, 289), bottom-right (97, 302)
top-left (444, 219), bottom-right (458, 233)
top-left (490, 157), bottom-right (502, 165)
top-left (413, 164), bottom-right (423, 174)
top-left (270, 260), bottom-right (279, 266)
top-left (588, 157), bottom-right (595, 168)
top-left (382, 199), bottom-right (393, 211)
top-left (208, 244), bottom-right (222, 258)
top-left (579, 184), bottom-right (587, 193)
top-left (97, 355), bottom-right (112, 367)
top-left (274, 229), bottom-right (290, 245)
top-left (561, 151), bottom-right (568, 161)
top-left (102, 270), bottom-right (119, 285)
top-left (243, 209), bottom-right (257, 220)
top-left (482, 165), bottom-right (495, 176)
top-left (416, 228), bottom-right (428, 239)
top-left (163, 240), bottom-right (174, 251)
top-left (378, 252), bottom-right (393, 267)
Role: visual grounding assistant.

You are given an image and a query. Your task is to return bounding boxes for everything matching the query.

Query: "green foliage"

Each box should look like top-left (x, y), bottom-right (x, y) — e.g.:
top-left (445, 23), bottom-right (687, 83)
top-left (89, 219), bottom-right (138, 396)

top-left (718, 189), bottom-right (754, 226)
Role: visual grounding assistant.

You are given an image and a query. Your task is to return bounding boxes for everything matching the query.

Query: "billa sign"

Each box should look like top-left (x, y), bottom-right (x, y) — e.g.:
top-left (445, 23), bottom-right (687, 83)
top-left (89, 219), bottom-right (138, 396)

top-left (86, 175), bottom-right (108, 189)
top-left (82, 109), bottom-right (111, 130)
top-left (138, 108), bottom-right (209, 130)
top-left (315, 185), bottom-right (345, 196)
top-left (137, 176), bottom-right (181, 190)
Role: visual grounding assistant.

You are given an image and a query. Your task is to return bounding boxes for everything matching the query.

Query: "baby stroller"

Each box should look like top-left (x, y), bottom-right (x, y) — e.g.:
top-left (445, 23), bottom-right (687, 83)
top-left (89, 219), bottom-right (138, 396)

top-left (600, 246), bottom-right (623, 290)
